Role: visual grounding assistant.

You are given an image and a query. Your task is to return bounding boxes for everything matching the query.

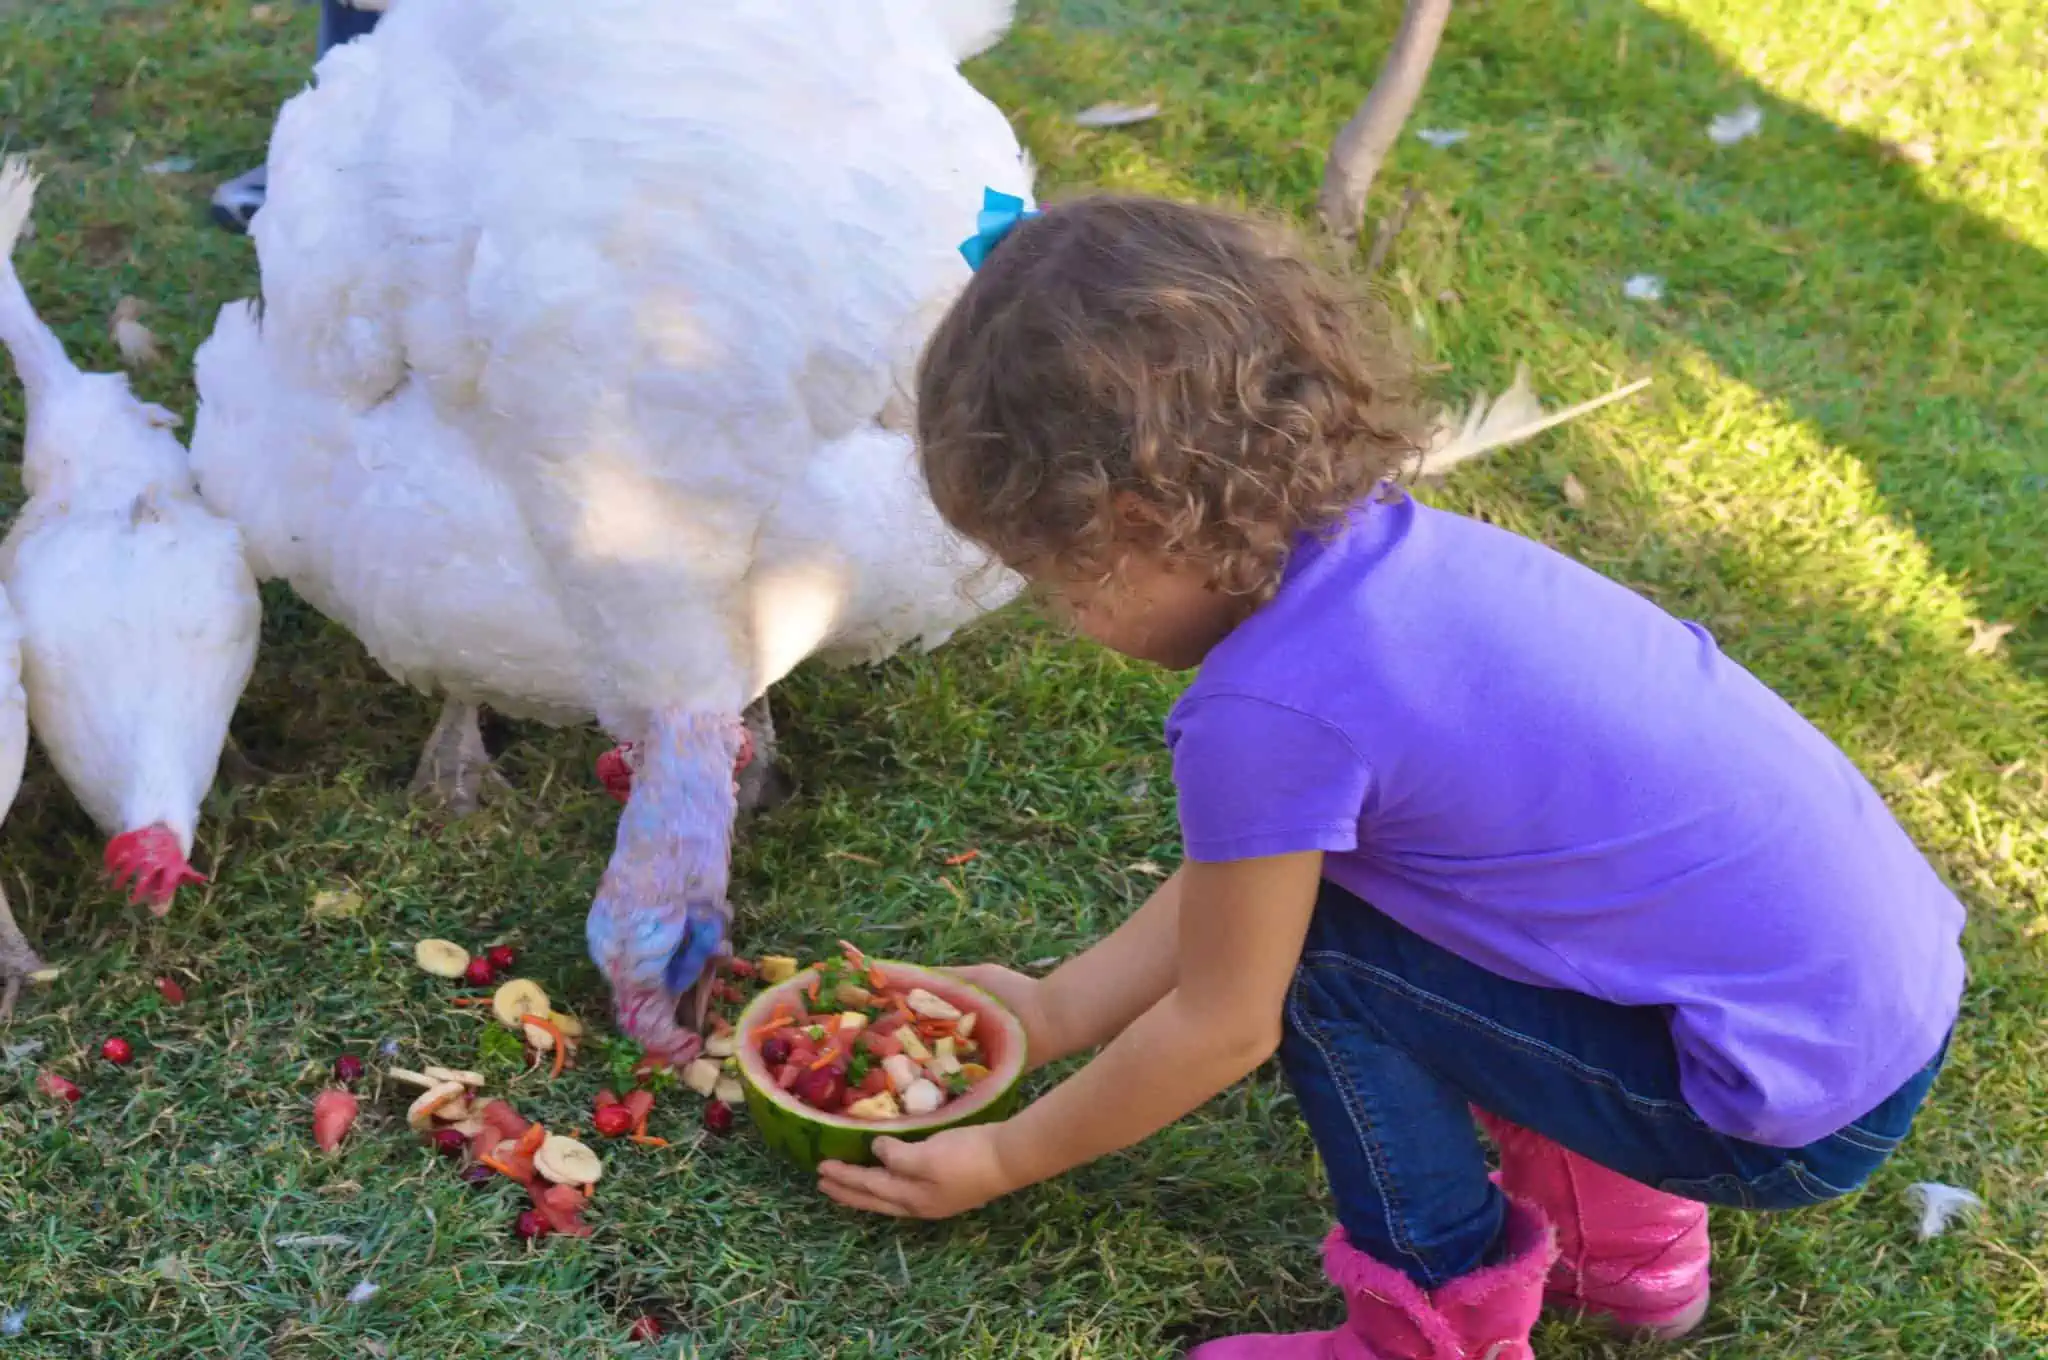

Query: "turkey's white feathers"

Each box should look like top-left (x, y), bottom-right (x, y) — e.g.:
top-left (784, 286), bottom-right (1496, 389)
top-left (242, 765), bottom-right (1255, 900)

top-left (0, 159), bottom-right (260, 856)
top-left (1413, 366), bottom-right (1653, 480)
top-left (192, 0), bottom-right (1028, 741)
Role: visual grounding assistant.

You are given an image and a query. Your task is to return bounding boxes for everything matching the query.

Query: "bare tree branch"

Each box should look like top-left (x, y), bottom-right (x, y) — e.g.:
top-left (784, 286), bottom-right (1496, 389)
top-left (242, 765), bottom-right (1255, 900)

top-left (1317, 0), bottom-right (1453, 242)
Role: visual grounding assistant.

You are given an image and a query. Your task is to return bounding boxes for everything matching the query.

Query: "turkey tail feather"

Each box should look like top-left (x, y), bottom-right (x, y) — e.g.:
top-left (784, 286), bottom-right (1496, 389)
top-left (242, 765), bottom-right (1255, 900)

top-left (1411, 367), bottom-right (1653, 480)
top-left (0, 156), bottom-right (76, 407)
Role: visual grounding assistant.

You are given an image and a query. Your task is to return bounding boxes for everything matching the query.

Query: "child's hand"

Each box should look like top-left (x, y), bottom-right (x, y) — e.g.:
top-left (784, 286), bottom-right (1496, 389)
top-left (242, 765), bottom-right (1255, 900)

top-left (817, 1125), bottom-right (1019, 1219)
top-left (947, 963), bottom-right (1062, 1069)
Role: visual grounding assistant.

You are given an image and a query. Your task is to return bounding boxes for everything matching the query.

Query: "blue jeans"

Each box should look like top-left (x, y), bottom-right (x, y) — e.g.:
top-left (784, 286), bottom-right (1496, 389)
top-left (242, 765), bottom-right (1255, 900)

top-left (1279, 881), bottom-right (1948, 1289)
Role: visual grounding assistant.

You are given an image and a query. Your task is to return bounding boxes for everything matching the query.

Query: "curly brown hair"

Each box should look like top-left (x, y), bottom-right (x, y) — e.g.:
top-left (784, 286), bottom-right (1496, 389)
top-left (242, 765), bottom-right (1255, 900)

top-left (916, 194), bottom-right (1423, 601)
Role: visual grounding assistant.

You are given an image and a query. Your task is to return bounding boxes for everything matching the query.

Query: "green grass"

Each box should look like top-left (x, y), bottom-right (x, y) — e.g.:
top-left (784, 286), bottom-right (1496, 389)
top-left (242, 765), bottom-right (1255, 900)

top-left (1, 0), bottom-right (2043, 1354)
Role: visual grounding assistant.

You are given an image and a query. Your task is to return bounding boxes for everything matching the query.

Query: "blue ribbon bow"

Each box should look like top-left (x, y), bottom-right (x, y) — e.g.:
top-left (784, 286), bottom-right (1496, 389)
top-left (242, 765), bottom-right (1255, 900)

top-left (959, 187), bottom-right (1039, 270)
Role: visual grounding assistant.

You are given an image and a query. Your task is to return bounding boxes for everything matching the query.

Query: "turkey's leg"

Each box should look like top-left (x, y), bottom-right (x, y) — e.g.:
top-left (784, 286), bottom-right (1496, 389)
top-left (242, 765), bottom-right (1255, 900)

top-left (0, 882), bottom-right (46, 1023)
top-left (736, 694), bottom-right (793, 814)
top-left (409, 698), bottom-right (501, 816)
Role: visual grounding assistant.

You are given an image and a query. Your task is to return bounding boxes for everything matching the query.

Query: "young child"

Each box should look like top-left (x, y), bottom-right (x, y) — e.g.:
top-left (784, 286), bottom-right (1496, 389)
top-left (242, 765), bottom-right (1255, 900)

top-left (816, 194), bottom-right (1965, 1359)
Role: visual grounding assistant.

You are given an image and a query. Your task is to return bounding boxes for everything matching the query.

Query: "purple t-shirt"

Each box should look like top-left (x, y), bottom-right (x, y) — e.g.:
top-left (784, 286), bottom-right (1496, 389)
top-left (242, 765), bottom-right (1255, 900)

top-left (1166, 492), bottom-right (1964, 1148)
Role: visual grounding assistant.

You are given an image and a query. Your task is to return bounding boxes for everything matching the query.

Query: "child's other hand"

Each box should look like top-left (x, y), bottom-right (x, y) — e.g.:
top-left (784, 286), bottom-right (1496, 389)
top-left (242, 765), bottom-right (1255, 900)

top-left (817, 1125), bottom-right (1018, 1219)
top-left (948, 963), bottom-right (1062, 1068)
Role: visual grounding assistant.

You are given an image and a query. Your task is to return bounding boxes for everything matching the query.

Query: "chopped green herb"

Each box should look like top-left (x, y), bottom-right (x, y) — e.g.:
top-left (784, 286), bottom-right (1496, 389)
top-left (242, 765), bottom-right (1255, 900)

top-left (848, 1052), bottom-right (873, 1084)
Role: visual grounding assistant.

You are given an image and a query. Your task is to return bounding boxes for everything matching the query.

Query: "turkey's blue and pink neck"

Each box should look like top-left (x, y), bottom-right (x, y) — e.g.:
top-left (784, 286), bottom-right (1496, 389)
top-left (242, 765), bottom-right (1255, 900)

top-left (585, 709), bottom-right (741, 1066)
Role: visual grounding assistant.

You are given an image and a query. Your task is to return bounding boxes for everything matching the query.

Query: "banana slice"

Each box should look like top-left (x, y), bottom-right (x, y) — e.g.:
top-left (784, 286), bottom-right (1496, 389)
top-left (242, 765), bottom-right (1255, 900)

top-left (448, 1116), bottom-right (487, 1137)
top-left (386, 1068), bottom-right (438, 1090)
top-left (414, 939), bottom-right (471, 979)
top-left (406, 1080), bottom-right (469, 1130)
top-left (548, 1011), bottom-right (584, 1039)
top-left (703, 1032), bottom-right (737, 1060)
top-left (491, 979), bottom-right (551, 1029)
top-left (435, 1096), bottom-right (473, 1123)
top-left (681, 1058), bottom-right (722, 1097)
top-left (713, 1076), bottom-right (745, 1107)
top-left (534, 1134), bottom-right (603, 1187)
top-left (423, 1066), bottom-right (486, 1088)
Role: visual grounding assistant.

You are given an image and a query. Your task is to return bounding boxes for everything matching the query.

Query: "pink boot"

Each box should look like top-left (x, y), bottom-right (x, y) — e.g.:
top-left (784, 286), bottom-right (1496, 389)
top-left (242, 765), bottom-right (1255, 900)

top-left (1476, 1111), bottom-right (1710, 1339)
top-left (1188, 1197), bottom-right (1555, 1359)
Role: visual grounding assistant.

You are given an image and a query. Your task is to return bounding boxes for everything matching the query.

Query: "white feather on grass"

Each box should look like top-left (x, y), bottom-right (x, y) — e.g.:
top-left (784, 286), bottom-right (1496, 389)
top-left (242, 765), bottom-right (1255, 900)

top-left (1904, 1182), bottom-right (1984, 1240)
top-left (111, 297), bottom-right (160, 368)
top-left (1409, 364), bottom-right (1653, 480)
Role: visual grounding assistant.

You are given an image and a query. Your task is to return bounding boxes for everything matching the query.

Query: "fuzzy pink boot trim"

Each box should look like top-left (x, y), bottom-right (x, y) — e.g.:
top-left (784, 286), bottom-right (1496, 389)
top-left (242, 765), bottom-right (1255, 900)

top-left (1187, 1197), bottom-right (1555, 1359)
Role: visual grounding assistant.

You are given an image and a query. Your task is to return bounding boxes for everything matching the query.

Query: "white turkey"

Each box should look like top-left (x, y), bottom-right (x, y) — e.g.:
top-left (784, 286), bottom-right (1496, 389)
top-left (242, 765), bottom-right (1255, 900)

top-left (0, 579), bottom-right (34, 1019)
top-left (189, 0), bottom-right (1029, 1064)
top-left (0, 157), bottom-right (261, 921)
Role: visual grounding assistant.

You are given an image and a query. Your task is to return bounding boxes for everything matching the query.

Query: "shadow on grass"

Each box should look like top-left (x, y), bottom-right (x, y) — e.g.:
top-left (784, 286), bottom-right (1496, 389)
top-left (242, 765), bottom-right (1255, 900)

top-left (1022, 0), bottom-right (2045, 679)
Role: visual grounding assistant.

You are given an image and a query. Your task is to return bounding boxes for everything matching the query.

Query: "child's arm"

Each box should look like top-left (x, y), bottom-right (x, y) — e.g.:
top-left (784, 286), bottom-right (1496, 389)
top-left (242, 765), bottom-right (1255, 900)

top-left (959, 867), bottom-right (1186, 1068)
top-left (818, 851), bottom-right (1321, 1219)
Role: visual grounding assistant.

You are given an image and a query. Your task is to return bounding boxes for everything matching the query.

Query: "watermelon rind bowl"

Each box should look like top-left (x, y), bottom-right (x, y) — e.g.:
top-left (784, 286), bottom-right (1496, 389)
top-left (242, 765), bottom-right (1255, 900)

top-left (734, 960), bottom-right (1026, 1171)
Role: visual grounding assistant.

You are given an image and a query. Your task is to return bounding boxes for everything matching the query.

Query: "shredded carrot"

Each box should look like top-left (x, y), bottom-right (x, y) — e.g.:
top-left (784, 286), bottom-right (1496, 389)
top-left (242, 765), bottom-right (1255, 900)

top-left (867, 967), bottom-right (889, 991)
top-left (522, 1016), bottom-right (570, 1079)
top-left (807, 1043), bottom-right (842, 1071)
top-left (805, 977), bottom-right (820, 1003)
top-left (479, 1153), bottom-right (518, 1180)
top-left (450, 996), bottom-right (494, 1006)
top-left (944, 849), bottom-right (981, 866)
top-left (630, 1134), bottom-right (670, 1148)
top-left (513, 1122), bottom-right (547, 1158)
top-left (756, 1015), bottom-right (794, 1035)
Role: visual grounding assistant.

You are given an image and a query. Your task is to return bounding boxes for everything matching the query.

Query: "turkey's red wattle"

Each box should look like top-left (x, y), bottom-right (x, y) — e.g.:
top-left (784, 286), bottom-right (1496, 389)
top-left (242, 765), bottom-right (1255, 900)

top-left (104, 825), bottom-right (206, 914)
top-left (596, 726), bottom-right (754, 805)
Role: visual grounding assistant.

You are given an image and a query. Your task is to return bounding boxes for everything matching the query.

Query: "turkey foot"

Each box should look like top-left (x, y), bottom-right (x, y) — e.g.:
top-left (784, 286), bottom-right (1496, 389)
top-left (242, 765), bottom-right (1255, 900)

top-left (735, 696), bottom-right (793, 814)
top-left (409, 699), bottom-right (504, 815)
top-left (0, 882), bottom-right (47, 1022)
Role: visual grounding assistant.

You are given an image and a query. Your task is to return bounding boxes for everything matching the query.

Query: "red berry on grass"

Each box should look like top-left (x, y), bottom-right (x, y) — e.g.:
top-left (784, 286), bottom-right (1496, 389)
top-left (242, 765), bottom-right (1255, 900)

top-left (703, 1100), bottom-right (735, 1136)
top-left (432, 1127), bottom-right (468, 1156)
top-left (758, 1035), bottom-right (792, 1067)
top-left (592, 1104), bottom-right (634, 1138)
top-left (486, 945), bottom-right (517, 971)
top-left (463, 956), bottom-right (496, 987)
top-left (514, 1209), bottom-right (551, 1240)
top-left (155, 976), bottom-right (186, 1005)
top-left (334, 1054), bottom-right (365, 1084)
top-left (627, 1315), bottom-right (664, 1341)
top-left (100, 1037), bottom-right (134, 1065)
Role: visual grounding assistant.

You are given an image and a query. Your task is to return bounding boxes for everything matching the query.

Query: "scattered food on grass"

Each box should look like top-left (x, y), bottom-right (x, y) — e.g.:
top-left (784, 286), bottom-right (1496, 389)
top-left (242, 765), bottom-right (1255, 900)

top-left (514, 1208), bottom-right (550, 1241)
top-left (704, 1100), bottom-right (735, 1135)
top-left (628, 1315), bottom-right (664, 1341)
top-left (334, 1053), bottom-right (365, 1084)
top-left (312, 1088), bottom-right (360, 1152)
top-left (486, 944), bottom-right (518, 971)
top-left (35, 1070), bottom-right (80, 1103)
top-left (1905, 1182), bottom-right (1984, 1240)
top-left (413, 938), bottom-right (471, 978)
top-left (155, 976), bottom-right (186, 1005)
top-left (463, 956), bottom-right (497, 987)
top-left (1415, 127), bottom-right (1469, 147)
top-left (99, 1037), bottom-right (134, 1065)
top-left (593, 1103), bottom-right (634, 1138)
